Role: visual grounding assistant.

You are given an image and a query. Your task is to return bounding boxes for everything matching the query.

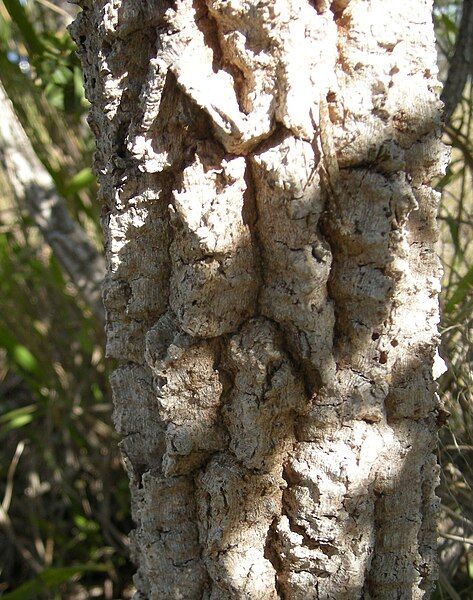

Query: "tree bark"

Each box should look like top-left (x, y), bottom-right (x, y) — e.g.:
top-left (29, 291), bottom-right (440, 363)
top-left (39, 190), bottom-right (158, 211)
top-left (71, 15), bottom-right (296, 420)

top-left (0, 81), bottom-right (105, 322)
top-left (72, 0), bottom-right (448, 597)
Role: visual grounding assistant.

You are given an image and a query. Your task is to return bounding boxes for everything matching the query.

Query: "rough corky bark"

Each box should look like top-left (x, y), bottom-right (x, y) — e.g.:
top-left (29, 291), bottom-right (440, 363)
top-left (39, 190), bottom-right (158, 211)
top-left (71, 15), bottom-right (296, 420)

top-left (71, 0), bottom-right (449, 597)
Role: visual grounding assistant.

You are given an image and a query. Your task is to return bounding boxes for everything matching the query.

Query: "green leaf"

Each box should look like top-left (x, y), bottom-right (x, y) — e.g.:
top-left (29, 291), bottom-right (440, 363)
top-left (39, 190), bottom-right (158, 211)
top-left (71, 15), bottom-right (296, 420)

top-left (1, 413), bottom-right (34, 432)
top-left (443, 214), bottom-right (461, 258)
top-left (44, 80), bottom-right (65, 110)
top-left (1, 564), bottom-right (107, 600)
top-left (0, 404), bottom-right (36, 436)
top-left (0, 404), bottom-right (36, 425)
top-left (0, 13), bottom-right (12, 46)
top-left (445, 265), bottom-right (473, 313)
top-left (0, 327), bottom-right (41, 379)
top-left (48, 254), bottom-right (66, 288)
top-left (440, 12), bottom-right (457, 35)
top-left (51, 65), bottom-right (72, 86)
top-left (74, 64), bottom-right (87, 107)
top-left (12, 344), bottom-right (38, 373)
top-left (91, 382), bottom-right (104, 402)
top-left (40, 564), bottom-right (106, 586)
top-left (73, 515), bottom-right (100, 533)
top-left (64, 168), bottom-right (95, 197)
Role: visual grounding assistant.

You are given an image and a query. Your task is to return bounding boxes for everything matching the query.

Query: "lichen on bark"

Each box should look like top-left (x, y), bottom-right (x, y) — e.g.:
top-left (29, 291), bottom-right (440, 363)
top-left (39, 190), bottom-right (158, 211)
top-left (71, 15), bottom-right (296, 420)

top-left (72, 0), bottom-right (448, 597)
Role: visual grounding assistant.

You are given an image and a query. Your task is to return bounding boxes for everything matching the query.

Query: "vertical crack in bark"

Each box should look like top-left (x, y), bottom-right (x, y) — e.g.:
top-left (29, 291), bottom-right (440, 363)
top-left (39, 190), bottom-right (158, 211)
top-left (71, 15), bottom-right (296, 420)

top-left (243, 158), bottom-right (265, 315)
top-left (264, 517), bottom-right (286, 600)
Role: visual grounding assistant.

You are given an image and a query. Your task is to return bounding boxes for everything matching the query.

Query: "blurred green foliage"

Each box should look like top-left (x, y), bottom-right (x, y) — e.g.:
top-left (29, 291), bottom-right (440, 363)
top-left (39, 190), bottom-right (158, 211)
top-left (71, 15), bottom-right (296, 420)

top-left (0, 0), bottom-right (470, 599)
top-left (0, 1), bottom-right (133, 598)
top-left (434, 2), bottom-right (473, 598)
top-left (1, 565), bottom-right (108, 600)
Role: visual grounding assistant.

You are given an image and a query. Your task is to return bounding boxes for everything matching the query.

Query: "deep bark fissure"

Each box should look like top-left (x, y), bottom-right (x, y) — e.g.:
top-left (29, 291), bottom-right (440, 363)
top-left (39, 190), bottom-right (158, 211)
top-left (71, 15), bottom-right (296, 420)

top-left (243, 158), bottom-right (265, 312)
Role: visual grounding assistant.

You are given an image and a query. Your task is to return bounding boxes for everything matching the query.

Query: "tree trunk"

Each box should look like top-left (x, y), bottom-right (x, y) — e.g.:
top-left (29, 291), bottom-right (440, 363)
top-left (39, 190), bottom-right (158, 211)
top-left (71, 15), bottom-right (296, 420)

top-left (72, 0), bottom-right (448, 597)
top-left (0, 81), bottom-right (105, 322)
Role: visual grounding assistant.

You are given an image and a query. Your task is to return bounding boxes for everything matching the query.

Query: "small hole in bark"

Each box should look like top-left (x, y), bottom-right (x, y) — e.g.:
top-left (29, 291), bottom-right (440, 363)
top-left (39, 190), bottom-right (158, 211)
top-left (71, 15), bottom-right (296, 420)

top-left (115, 121), bottom-right (129, 159)
top-left (133, 464), bottom-right (146, 489)
top-left (378, 351), bottom-right (388, 364)
top-left (326, 90), bottom-right (337, 103)
top-left (309, 0), bottom-right (326, 15)
top-left (155, 376), bottom-right (167, 389)
top-left (390, 339), bottom-right (399, 347)
top-left (312, 246), bottom-right (324, 262)
top-left (331, 0), bottom-right (350, 18)
top-left (381, 42), bottom-right (396, 52)
top-left (372, 332), bottom-right (380, 340)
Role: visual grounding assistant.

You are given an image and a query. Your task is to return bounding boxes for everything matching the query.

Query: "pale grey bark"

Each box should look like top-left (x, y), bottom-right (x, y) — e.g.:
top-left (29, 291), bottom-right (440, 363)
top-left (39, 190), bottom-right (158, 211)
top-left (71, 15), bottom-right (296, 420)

top-left (0, 81), bottom-right (105, 322)
top-left (72, 0), bottom-right (448, 598)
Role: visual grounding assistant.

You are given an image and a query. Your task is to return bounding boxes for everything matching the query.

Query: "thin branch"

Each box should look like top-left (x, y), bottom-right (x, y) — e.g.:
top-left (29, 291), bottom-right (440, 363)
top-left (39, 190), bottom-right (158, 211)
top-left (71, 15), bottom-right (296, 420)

top-left (440, 532), bottom-right (473, 545)
top-left (441, 503), bottom-right (473, 529)
top-left (2, 440), bottom-right (26, 514)
top-left (0, 81), bottom-right (105, 323)
top-left (34, 0), bottom-right (72, 19)
top-left (445, 124), bottom-right (473, 172)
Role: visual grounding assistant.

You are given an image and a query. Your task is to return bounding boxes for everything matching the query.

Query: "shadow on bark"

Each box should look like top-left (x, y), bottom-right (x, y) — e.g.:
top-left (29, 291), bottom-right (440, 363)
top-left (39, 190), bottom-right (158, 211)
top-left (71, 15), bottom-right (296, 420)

top-left (106, 104), bottom-right (444, 600)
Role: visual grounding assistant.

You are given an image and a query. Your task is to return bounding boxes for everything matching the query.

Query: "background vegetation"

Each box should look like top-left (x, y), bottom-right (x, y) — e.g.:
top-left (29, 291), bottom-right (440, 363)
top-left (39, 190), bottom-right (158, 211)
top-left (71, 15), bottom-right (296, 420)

top-left (0, 0), bottom-right (470, 598)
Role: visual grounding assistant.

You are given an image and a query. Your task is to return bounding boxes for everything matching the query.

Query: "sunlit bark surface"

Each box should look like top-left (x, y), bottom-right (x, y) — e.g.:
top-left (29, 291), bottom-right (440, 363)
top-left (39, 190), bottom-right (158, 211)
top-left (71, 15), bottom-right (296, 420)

top-left (72, 0), bottom-right (448, 597)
